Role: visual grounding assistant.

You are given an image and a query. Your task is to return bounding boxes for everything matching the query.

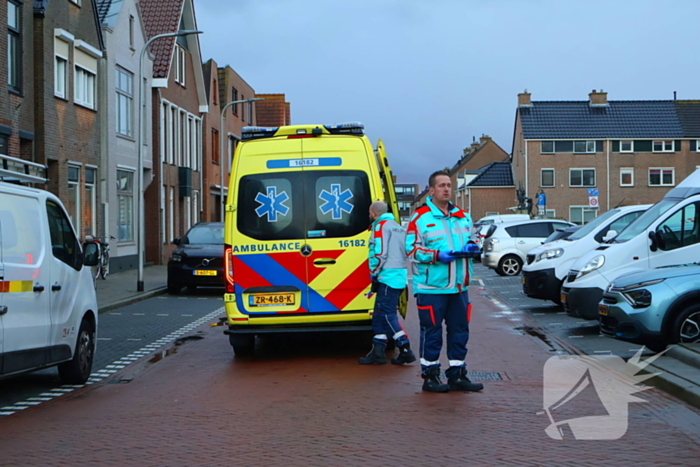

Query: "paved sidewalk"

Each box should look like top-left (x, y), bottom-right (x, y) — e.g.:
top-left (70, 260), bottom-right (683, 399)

top-left (1, 287), bottom-right (699, 465)
top-left (95, 265), bottom-right (168, 313)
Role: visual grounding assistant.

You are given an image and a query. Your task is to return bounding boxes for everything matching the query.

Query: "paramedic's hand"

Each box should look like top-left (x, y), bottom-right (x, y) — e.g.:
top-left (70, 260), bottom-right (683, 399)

top-left (370, 274), bottom-right (378, 283)
top-left (461, 243), bottom-right (481, 254)
top-left (437, 251), bottom-right (457, 264)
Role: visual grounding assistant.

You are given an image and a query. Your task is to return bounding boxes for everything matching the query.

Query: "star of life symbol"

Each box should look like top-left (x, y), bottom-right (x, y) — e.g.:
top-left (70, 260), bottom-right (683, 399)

top-left (539, 347), bottom-right (667, 440)
top-left (254, 186), bottom-right (290, 222)
top-left (319, 184), bottom-right (354, 220)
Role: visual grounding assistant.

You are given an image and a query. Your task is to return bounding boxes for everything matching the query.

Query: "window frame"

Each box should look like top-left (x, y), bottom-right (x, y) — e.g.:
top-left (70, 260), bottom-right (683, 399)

top-left (67, 165), bottom-right (81, 234)
top-left (620, 168), bottom-right (634, 187)
top-left (652, 140), bottom-right (674, 153)
top-left (74, 65), bottom-right (96, 109)
top-left (540, 141), bottom-right (554, 154)
top-left (231, 87), bottom-right (238, 115)
top-left (620, 141), bottom-right (634, 153)
top-left (648, 167), bottom-right (675, 187)
top-left (540, 168), bottom-right (555, 188)
top-left (7, 0), bottom-right (22, 93)
top-left (569, 168), bottom-right (596, 187)
top-left (573, 140), bottom-right (596, 154)
top-left (116, 169), bottom-right (135, 243)
top-left (84, 167), bottom-right (96, 238)
top-left (569, 206), bottom-right (599, 225)
top-left (116, 67), bottom-right (134, 138)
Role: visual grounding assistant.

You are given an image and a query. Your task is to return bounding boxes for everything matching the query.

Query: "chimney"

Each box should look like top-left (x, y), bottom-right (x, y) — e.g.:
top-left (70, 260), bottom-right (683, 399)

top-left (463, 147), bottom-right (471, 156)
top-left (479, 134), bottom-right (491, 145)
top-left (518, 89), bottom-right (531, 107)
top-left (470, 141), bottom-right (480, 152)
top-left (589, 89), bottom-right (608, 106)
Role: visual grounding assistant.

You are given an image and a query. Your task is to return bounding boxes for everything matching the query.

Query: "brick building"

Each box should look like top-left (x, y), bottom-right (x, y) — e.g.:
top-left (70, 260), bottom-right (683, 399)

top-left (513, 90), bottom-right (700, 224)
top-left (449, 135), bottom-right (511, 206)
top-left (141, 0), bottom-right (208, 264)
top-left (254, 93), bottom-right (291, 126)
top-left (455, 161), bottom-right (516, 221)
top-left (394, 182), bottom-right (419, 224)
top-left (200, 60), bottom-right (257, 222)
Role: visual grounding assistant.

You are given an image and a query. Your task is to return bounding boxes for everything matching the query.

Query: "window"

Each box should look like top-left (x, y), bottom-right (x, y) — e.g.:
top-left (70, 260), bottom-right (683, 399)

top-left (696, 141), bottom-right (700, 153)
top-left (569, 206), bottom-right (598, 225)
top-left (54, 38), bottom-right (69, 98)
top-left (545, 209), bottom-right (556, 218)
top-left (46, 200), bottom-right (82, 270)
top-left (212, 79), bottom-right (218, 104)
top-left (569, 168), bottom-right (595, 187)
top-left (514, 222), bottom-right (552, 238)
top-left (70, 0), bottom-right (81, 5)
top-left (241, 94), bottom-right (245, 121)
top-left (193, 190), bottom-right (199, 224)
top-left (0, 134), bottom-right (7, 155)
top-left (116, 68), bottom-right (134, 137)
top-left (116, 170), bottom-right (134, 242)
top-left (573, 140), bottom-right (596, 153)
top-left (212, 129), bottom-right (219, 164)
top-left (398, 201), bottom-right (411, 210)
top-left (248, 101), bottom-right (253, 124)
top-left (231, 87), bottom-right (238, 114)
top-left (67, 166), bottom-right (80, 231)
top-left (620, 141), bottom-right (634, 153)
top-left (160, 185), bottom-right (166, 244)
top-left (7, 0), bottom-right (21, 91)
top-left (541, 169), bottom-right (554, 187)
top-left (541, 141), bottom-right (554, 154)
top-left (129, 15), bottom-right (134, 49)
top-left (652, 141), bottom-right (674, 153)
top-left (84, 168), bottom-right (96, 238)
top-left (174, 45), bottom-right (186, 86)
top-left (620, 168), bottom-right (634, 187)
top-left (485, 211), bottom-right (499, 216)
top-left (75, 66), bottom-right (96, 109)
top-left (657, 202), bottom-right (700, 251)
top-left (649, 168), bottom-right (674, 186)
top-left (168, 187), bottom-right (174, 242)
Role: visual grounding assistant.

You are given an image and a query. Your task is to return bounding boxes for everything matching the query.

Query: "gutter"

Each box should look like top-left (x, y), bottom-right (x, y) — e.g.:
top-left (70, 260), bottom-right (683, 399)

top-left (606, 138), bottom-right (610, 210)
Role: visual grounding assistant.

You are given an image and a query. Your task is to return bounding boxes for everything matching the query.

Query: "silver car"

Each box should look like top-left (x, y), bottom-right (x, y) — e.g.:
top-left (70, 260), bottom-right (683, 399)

top-left (482, 219), bottom-right (574, 276)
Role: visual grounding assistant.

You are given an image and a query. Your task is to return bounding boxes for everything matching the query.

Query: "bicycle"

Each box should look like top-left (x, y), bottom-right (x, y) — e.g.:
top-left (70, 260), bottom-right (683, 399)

top-left (85, 235), bottom-right (115, 286)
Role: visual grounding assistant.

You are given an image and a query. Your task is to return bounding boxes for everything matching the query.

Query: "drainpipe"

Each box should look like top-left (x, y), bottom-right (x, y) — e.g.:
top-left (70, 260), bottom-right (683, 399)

top-left (524, 140), bottom-right (529, 198)
top-left (468, 187), bottom-right (472, 216)
top-left (606, 139), bottom-right (610, 210)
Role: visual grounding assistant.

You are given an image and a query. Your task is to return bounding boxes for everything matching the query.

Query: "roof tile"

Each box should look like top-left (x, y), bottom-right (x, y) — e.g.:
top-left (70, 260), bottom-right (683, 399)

top-left (139, 0), bottom-right (184, 78)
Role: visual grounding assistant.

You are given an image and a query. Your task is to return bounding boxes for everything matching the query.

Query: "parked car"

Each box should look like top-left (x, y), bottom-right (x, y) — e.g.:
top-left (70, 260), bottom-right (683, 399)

top-left (599, 263), bottom-right (700, 350)
top-left (167, 222), bottom-right (225, 294)
top-left (481, 219), bottom-right (574, 276)
top-left (562, 168), bottom-right (700, 320)
top-left (541, 225), bottom-right (581, 244)
top-left (523, 205), bottom-right (649, 304)
top-left (474, 214), bottom-right (531, 226)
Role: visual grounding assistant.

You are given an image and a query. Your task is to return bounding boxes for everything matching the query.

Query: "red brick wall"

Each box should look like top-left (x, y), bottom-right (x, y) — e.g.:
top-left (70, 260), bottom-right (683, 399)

top-left (450, 138), bottom-right (510, 203)
top-left (467, 188), bottom-right (518, 221)
top-left (255, 94), bottom-right (291, 126)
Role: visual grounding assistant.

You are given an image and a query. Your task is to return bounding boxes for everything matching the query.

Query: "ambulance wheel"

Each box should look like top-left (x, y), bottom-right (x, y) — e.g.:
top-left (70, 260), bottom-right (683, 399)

top-left (497, 255), bottom-right (522, 276)
top-left (230, 334), bottom-right (255, 356)
top-left (58, 318), bottom-right (95, 385)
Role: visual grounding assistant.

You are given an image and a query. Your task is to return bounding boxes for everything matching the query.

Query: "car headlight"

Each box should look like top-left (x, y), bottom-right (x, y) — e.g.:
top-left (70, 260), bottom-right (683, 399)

top-left (622, 289), bottom-right (653, 308)
top-left (171, 254), bottom-right (182, 262)
top-left (577, 255), bottom-right (605, 278)
top-left (536, 248), bottom-right (564, 262)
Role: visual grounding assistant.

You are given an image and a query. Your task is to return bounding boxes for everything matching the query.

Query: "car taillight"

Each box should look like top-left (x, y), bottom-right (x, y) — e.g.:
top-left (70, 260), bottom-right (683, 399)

top-left (224, 244), bottom-right (235, 293)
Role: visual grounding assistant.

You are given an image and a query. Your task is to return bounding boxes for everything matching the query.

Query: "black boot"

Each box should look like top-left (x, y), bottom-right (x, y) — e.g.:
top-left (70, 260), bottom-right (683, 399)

top-left (358, 340), bottom-right (387, 365)
top-left (447, 366), bottom-right (484, 392)
top-left (422, 366), bottom-right (449, 393)
top-left (391, 342), bottom-right (416, 365)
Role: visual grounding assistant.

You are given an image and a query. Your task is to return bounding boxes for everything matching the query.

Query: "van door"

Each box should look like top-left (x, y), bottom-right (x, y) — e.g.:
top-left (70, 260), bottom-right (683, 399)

top-left (0, 193), bottom-right (51, 375)
top-left (649, 201), bottom-right (700, 269)
top-left (45, 200), bottom-right (85, 363)
top-left (0, 210), bottom-right (5, 372)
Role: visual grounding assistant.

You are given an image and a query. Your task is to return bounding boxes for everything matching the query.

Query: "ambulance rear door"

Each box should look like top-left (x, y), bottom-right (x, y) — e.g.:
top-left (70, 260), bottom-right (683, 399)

top-left (300, 136), bottom-right (373, 314)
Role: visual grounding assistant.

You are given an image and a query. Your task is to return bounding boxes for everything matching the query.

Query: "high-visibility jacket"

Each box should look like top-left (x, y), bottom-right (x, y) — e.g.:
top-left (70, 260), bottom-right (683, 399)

top-left (405, 197), bottom-right (474, 294)
top-left (368, 212), bottom-right (408, 290)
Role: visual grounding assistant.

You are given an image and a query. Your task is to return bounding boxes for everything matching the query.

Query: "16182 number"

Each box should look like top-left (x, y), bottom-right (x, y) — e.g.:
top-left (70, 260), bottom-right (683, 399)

top-left (338, 239), bottom-right (365, 248)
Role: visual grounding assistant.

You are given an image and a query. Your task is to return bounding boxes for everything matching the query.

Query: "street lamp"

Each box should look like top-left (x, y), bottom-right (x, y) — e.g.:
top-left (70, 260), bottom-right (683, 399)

top-left (219, 97), bottom-right (264, 221)
top-left (137, 29), bottom-right (202, 292)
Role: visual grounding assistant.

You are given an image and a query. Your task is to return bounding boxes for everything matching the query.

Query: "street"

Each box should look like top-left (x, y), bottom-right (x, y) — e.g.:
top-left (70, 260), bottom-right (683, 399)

top-left (1, 271), bottom-right (700, 466)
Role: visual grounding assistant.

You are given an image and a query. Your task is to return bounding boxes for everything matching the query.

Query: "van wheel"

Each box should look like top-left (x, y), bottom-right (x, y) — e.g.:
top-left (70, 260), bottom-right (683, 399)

top-left (58, 319), bottom-right (95, 385)
top-left (230, 334), bottom-right (255, 356)
top-left (670, 304), bottom-right (700, 344)
top-left (497, 255), bottom-right (523, 276)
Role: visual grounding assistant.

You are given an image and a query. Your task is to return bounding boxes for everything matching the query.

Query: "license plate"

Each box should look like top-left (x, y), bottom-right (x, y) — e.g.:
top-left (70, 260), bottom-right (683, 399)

top-left (599, 304), bottom-right (609, 316)
top-left (561, 293), bottom-right (567, 304)
top-left (193, 270), bottom-right (217, 276)
top-left (521, 276), bottom-right (526, 284)
top-left (249, 293), bottom-right (295, 306)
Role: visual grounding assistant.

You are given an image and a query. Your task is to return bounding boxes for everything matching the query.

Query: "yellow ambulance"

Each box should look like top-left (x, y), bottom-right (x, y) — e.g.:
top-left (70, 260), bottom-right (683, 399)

top-left (223, 122), bottom-right (402, 355)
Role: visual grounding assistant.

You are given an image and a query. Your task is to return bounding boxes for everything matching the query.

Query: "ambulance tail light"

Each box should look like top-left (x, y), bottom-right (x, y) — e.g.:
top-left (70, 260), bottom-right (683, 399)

top-left (224, 244), bottom-right (235, 294)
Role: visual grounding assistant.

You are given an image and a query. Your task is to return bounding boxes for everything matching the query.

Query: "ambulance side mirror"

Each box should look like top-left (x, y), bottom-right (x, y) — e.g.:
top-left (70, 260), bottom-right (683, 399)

top-left (83, 242), bottom-right (100, 266)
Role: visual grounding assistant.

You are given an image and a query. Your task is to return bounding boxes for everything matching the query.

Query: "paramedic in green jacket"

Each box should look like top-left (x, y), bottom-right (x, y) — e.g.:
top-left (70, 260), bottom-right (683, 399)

top-left (359, 201), bottom-right (416, 365)
top-left (405, 170), bottom-right (484, 393)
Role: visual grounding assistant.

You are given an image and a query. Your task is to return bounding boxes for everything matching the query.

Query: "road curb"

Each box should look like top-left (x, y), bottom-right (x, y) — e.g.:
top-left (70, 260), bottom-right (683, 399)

top-left (98, 287), bottom-right (168, 314)
top-left (647, 362), bottom-right (700, 410)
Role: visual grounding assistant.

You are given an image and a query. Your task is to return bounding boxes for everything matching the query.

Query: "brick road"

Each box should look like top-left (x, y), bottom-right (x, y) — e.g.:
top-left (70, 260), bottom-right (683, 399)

top-left (1, 287), bottom-right (700, 466)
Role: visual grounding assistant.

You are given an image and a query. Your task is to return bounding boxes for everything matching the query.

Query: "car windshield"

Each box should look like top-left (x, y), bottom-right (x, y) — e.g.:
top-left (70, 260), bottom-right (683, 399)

top-left (183, 223), bottom-right (224, 244)
top-left (613, 199), bottom-right (680, 243)
top-left (567, 209), bottom-right (621, 241)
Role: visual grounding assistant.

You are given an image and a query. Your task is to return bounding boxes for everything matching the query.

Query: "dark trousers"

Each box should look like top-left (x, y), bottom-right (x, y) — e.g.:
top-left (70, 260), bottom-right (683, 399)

top-left (417, 292), bottom-right (471, 372)
top-left (372, 283), bottom-right (409, 345)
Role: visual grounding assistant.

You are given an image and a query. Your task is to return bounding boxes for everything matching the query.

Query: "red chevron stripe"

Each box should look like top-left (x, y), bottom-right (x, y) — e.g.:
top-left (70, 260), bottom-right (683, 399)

top-left (323, 259), bottom-right (371, 310)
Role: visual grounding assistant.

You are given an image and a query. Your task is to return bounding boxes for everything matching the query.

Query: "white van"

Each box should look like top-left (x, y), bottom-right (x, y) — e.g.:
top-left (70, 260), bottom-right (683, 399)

top-left (0, 181), bottom-right (100, 383)
top-left (522, 204), bottom-right (650, 304)
top-left (562, 169), bottom-right (700, 320)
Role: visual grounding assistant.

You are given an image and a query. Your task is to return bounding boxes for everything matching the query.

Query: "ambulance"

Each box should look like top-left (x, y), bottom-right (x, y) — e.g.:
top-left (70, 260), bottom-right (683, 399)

top-left (1, 156), bottom-right (100, 383)
top-left (223, 122), bottom-right (404, 356)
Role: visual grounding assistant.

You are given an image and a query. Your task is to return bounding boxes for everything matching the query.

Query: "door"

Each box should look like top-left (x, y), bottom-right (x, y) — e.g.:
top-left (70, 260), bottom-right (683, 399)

top-left (649, 201), bottom-right (700, 269)
top-left (514, 222), bottom-right (554, 256)
top-left (300, 136), bottom-right (373, 314)
top-left (0, 193), bottom-right (51, 374)
top-left (0, 208), bottom-right (5, 372)
top-left (45, 200), bottom-right (84, 362)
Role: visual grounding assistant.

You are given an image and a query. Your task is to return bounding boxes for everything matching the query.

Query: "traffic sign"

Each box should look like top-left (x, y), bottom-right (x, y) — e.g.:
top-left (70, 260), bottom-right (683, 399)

top-left (589, 196), bottom-right (599, 207)
top-left (587, 188), bottom-right (599, 196)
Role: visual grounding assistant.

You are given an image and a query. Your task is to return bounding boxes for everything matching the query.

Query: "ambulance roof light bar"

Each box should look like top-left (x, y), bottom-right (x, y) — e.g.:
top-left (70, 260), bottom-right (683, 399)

top-left (242, 122), bottom-right (365, 141)
top-left (241, 126), bottom-right (278, 140)
top-left (0, 154), bottom-right (48, 184)
top-left (324, 122), bottom-right (364, 135)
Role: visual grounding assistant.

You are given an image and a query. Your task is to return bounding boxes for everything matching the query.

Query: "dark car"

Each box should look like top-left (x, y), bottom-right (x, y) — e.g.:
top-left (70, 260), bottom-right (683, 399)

top-left (167, 222), bottom-right (225, 294)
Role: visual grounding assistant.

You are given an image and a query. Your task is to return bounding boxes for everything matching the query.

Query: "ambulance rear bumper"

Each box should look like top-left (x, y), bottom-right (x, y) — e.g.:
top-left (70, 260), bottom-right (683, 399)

top-left (225, 321), bottom-right (373, 334)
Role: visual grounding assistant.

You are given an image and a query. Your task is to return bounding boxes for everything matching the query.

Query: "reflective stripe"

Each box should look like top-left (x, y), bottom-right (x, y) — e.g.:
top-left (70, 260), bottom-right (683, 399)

top-left (420, 358), bottom-right (439, 366)
top-left (0, 281), bottom-right (33, 293)
top-left (449, 360), bottom-right (466, 367)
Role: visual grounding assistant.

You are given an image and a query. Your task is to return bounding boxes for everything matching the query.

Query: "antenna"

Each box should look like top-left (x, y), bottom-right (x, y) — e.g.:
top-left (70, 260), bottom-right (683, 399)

top-left (613, 198), bottom-right (626, 209)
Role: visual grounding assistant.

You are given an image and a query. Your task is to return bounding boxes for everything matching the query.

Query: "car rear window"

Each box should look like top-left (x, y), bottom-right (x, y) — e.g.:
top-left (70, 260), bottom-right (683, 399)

top-left (184, 223), bottom-right (224, 244)
top-left (237, 170), bottom-right (371, 241)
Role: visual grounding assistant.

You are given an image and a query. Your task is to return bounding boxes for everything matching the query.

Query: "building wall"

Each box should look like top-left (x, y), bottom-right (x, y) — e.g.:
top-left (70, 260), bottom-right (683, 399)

top-left (450, 137), bottom-right (510, 203)
top-left (467, 187), bottom-right (518, 221)
top-left (255, 93), bottom-right (291, 126)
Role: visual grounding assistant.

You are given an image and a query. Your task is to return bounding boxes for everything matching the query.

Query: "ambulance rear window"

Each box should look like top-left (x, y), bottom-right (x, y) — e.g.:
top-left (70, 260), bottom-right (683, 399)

top-left (237, 170), bottom-right (371, 241)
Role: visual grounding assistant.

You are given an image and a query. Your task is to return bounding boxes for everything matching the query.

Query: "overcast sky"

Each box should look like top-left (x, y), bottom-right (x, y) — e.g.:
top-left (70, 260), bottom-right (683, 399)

top-left (195, 0), bottom-right (699, 187)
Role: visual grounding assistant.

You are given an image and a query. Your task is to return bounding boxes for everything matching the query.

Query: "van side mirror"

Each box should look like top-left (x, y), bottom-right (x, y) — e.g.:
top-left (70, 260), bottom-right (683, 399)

top-left (83, 242), bottom-right (100, 266)
top-left (602, 230), bottom-right (617, 242)
top-left (648, 230), bottom-right (659, 252)
top-left (172, 238), bottom-right (180, 245)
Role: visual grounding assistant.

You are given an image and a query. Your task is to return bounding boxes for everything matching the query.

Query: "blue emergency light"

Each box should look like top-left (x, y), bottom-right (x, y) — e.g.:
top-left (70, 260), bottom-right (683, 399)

top-left (241, 126), bottom-right (279, 140)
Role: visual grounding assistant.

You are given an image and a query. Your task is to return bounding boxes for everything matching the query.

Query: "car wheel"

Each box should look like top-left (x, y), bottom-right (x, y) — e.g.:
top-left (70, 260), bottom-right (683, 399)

top-left (670, 304), bottom-right (700, 344)
top-left (497, 255), bottom-right (523, 276)
top-left (230, 334), bottom-right (255, 356)
top-left (58, 318), bottom-right (95, 385)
